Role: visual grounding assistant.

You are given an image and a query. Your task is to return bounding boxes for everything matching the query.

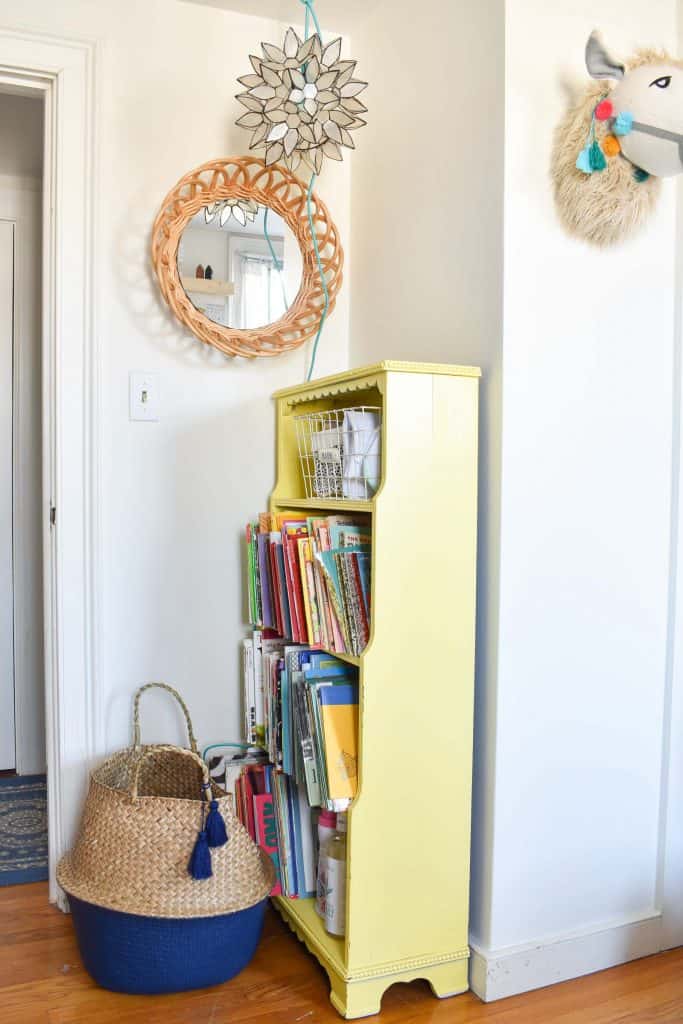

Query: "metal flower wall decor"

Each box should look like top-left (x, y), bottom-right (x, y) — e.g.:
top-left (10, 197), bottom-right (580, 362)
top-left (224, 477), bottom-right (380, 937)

top-left (204, 197), bottom-right (259, 227)
top-left (235, 27), bottom-right (368, 174)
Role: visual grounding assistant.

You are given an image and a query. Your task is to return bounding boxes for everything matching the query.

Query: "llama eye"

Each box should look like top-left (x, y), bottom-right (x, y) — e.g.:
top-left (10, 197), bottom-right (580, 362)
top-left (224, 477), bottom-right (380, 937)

top-left (650, 75), bottom-right (672, 88)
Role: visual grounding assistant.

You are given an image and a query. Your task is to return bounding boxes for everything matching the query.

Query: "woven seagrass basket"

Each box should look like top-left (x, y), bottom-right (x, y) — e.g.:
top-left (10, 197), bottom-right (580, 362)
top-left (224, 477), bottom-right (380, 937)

top-left (57, 683), bottom-right (274, 995)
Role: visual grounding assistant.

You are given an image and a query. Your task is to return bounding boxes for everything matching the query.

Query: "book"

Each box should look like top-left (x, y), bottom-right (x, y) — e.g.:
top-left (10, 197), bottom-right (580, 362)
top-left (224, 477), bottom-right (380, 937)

top-left (254, 791), bottom-right (282, 896)
top-left (257, 531), bottom-right (274, 629)
top-left (319, 683), bottom-right (359, 803)
top-left (242, 637), bottom-right (256, 745)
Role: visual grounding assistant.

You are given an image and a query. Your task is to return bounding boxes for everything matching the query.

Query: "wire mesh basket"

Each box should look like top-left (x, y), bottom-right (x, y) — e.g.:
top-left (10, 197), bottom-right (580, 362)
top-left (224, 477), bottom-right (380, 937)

top-left (294, 406), bottom-right (382, 500)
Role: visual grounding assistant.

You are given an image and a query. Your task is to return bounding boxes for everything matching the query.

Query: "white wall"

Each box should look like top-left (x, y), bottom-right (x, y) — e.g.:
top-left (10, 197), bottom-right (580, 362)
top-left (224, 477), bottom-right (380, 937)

top-left (0, 0), bottom-right (350, 759)
top-left (488, 0), bottom-right (677, 967)
top-left (348, 0), bottom-right (505, 971)
top-left (349, 0), bottom-right (682, 1002)
top-left (659, 0), bottom-right (683, 955)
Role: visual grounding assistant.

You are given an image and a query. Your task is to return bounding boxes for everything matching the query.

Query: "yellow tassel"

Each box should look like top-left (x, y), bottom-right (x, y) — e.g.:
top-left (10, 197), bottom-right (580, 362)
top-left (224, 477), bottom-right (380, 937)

top-left (603, 135), bottom-right (621, 158)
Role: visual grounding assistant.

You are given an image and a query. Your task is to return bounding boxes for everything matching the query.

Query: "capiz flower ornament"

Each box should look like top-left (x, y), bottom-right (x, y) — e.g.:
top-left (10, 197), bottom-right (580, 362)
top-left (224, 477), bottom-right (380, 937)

top-left (235, 27), bottom-right (367, 174)
top-left (204, 197), bottom-right (258, 227)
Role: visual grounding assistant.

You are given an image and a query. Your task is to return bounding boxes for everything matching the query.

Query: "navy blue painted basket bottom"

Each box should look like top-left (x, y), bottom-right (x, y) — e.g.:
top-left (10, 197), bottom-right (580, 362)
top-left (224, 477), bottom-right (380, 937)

top-left (68, 894), bottom-right (268, 995)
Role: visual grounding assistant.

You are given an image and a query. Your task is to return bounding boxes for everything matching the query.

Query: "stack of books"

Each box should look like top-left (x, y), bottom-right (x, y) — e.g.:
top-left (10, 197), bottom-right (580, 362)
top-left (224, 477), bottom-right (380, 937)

top-left (233, 762), bottom-right (317, 899)
top-left (242, 635), bottom-right (359, 811)
top-left (239, 635), bottom-right (359, 896)
top-left (246, 512), bottom-right (371, 657)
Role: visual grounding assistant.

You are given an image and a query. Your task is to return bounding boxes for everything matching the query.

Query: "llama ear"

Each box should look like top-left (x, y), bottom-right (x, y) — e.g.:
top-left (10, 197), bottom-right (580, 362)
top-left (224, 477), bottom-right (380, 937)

top-left (585, 31), bottom-right (625, 80)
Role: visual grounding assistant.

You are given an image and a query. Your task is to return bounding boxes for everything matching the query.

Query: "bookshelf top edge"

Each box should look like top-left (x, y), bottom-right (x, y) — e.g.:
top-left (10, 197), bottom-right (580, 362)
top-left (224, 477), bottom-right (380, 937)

top-left (271, 360), bottom-right (482, 399)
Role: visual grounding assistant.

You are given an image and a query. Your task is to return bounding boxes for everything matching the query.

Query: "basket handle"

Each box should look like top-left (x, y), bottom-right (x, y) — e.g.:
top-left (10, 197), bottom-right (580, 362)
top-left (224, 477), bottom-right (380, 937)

top-left (129, 744), bottom-right (212, 802)
top-left (132, 683), bottom-right (198, 754)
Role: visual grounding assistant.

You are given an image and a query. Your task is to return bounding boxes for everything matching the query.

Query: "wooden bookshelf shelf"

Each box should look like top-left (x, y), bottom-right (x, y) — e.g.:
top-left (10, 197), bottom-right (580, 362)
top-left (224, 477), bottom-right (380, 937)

top-left (268, 362), bottom-right (480, 1018)
top-left (271, 496), bottom-right (374, 513)
top-left (273, 896), bottom-right (345, 978)
top-left (321, 648), bottom-right (360, 668)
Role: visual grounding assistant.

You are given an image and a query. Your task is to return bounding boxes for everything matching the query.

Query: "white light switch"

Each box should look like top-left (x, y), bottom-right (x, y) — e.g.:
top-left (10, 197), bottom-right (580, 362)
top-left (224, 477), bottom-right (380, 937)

top-left (129, 372), bottom-right (159, 421)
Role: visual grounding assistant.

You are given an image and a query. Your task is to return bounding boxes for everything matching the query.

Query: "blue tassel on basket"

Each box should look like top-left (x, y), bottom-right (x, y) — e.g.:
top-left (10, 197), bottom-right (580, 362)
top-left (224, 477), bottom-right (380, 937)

top-left (188, 829), bottom-right (212, 880)
top-left (206, 800), bottom-right (228, 848)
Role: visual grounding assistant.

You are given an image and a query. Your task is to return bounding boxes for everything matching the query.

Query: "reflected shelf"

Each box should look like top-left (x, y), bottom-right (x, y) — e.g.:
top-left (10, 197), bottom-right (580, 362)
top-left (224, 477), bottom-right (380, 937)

top-left (180, 276), bottom-right (235, 296)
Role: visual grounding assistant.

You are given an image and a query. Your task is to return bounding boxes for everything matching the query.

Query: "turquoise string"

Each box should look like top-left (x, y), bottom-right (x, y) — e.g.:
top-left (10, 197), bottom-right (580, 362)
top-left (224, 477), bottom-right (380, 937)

top-left (299, 0), bottom-right (327, 382)
top-left (305, 172), bottom-right (329, 382)
top-left (300, 0), bottom-right (321, 36)
top-left (263, 206), bottom-right (289, 313)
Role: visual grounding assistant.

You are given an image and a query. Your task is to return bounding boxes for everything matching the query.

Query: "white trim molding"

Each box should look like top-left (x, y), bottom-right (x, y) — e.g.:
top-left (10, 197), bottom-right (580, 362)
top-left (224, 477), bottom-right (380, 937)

top-left (469, 911), bottom-right (663, 1003)
top-left (0, 29), bottom-right (99, 909)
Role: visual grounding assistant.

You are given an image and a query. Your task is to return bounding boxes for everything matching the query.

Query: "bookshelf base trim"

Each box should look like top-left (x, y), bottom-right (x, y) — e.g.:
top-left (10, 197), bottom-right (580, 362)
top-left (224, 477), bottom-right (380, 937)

top-left (329, 957), bottom-right (469, 1019)
top-left (273, 896), bottom-right (470, 1019)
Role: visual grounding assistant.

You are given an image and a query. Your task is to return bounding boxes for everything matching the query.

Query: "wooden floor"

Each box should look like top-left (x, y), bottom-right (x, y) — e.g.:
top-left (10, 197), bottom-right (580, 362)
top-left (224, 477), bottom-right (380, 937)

top-left (0, 883), bottom-right (681, 1023)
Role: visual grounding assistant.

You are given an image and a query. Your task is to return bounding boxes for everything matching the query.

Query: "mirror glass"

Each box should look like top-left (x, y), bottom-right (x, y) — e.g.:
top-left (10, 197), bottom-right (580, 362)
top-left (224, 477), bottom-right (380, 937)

top-left (177, 202), bottom-right (303, 329)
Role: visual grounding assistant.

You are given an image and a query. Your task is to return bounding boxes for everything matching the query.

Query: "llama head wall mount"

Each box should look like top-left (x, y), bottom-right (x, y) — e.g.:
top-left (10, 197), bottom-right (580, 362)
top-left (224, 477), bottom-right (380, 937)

top-left (552, 31), bottom-right (683, 246)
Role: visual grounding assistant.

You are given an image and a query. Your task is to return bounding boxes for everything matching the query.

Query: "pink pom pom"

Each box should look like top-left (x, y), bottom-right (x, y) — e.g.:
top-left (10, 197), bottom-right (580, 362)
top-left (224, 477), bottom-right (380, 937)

top-left (595, 99), bottom-right (613, 121)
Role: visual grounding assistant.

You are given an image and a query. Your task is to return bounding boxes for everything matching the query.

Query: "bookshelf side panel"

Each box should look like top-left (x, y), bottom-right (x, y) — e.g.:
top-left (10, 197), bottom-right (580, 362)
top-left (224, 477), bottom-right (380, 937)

top-left (346, 371), bottom-right (479, 974)
top-left (272, 395), bottom-right (305, 501)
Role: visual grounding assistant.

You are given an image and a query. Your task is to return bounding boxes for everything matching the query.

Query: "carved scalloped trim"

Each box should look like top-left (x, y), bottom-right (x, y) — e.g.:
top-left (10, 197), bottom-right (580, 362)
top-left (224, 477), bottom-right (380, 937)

top-left (281, 377), bottom-right (384, 409)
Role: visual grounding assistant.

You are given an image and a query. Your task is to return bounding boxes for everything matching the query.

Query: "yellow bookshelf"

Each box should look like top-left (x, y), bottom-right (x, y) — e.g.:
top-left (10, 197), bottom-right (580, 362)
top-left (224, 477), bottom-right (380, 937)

top-left (269, 361), bottom-right (480, 1018)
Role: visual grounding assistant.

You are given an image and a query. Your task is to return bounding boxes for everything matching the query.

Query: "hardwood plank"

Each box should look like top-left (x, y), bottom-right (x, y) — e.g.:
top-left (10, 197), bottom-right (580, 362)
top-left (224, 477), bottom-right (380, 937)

top-left (0, 884), bottom-right (681, 1023)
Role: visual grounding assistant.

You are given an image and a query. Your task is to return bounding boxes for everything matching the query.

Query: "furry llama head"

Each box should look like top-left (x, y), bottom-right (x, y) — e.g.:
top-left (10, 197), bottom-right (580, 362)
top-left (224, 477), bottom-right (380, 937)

top-left (552, 32), bottom-right (683, 246)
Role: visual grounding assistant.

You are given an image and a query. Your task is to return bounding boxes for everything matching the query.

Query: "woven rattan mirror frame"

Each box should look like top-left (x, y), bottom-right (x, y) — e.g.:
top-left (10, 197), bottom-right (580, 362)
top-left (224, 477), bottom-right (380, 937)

top-left (151, 156), bottom-right (344, 358)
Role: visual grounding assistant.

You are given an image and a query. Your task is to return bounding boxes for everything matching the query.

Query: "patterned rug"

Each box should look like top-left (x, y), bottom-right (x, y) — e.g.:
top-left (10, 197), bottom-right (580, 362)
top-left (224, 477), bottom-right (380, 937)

top-left (0, 774), bottom-right (48, 886)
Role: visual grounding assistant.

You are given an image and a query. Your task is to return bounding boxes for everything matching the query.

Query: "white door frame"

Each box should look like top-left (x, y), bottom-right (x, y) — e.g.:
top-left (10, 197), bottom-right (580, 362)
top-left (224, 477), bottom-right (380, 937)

top-left (0, 29), bottom-right (98, 909)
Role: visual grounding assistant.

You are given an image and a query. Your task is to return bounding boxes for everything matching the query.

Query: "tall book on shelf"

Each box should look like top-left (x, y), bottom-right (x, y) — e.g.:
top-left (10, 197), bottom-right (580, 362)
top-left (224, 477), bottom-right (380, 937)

top-left (266, 361), bottom-right (479, 1019)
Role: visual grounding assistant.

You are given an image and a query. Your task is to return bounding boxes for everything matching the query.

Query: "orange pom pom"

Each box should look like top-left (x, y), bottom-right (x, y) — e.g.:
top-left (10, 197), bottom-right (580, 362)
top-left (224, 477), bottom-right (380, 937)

top-left (602, 134), bottom-right (621, 157)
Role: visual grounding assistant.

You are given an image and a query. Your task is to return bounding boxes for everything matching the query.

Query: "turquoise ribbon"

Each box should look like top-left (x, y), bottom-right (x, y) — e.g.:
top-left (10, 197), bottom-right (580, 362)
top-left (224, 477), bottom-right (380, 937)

top-left (300, 0), bottom-right (322, 37)
top-left (263, 206), bottom-right (289, 313)
top-left (299, 0), bottom-right (327, 382)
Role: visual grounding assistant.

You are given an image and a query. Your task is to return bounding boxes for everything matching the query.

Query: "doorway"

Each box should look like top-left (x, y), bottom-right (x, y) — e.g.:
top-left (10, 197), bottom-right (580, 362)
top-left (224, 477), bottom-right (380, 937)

top-left (0, 91), bottom-right (45, 779)
top-left (0, 90), bottom-right (47, 887)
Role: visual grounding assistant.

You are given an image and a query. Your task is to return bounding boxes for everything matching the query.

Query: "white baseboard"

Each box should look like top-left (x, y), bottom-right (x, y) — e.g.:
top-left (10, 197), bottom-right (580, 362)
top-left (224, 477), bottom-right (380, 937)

top-left (469, 911), bottom-right (663, 1002)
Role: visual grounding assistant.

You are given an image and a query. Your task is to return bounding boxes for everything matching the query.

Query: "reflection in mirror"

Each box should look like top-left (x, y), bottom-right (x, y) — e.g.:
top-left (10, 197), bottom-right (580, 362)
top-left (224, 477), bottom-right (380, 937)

top-left (177, 203), bottom-right (303, 329)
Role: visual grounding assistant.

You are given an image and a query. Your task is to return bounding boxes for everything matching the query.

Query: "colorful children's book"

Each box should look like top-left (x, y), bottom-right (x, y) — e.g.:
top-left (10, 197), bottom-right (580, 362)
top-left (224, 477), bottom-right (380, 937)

top-left (319, 683), bottom-right (359, 803)
top-left (254, 790), bottom-right (282, 896)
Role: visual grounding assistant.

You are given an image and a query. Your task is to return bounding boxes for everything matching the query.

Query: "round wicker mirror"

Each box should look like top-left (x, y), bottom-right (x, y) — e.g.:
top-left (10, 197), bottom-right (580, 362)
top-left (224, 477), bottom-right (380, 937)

top-left (151, 156), bottom-right (344, 358)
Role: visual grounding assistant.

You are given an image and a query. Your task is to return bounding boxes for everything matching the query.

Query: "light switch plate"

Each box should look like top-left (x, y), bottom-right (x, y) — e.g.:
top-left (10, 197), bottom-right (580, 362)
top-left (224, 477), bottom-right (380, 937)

top-left (129, 372), bottom-right (159, 421)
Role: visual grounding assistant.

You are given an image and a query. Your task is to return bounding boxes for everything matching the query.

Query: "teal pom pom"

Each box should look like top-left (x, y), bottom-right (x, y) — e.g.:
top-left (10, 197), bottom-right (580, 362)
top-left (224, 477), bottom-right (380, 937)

top-left (634, 167), bottom-right (650, 182)
top-left (205, 800), bottom-right (228, 848)
top-left (614, 111), bottom-right (633, 136)
top-left (576, 145), bottom-right (593, 174)
top-left (589, 140), bottom-right (607, 172)
top-left (188, 830), bottom-right (212, 879)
